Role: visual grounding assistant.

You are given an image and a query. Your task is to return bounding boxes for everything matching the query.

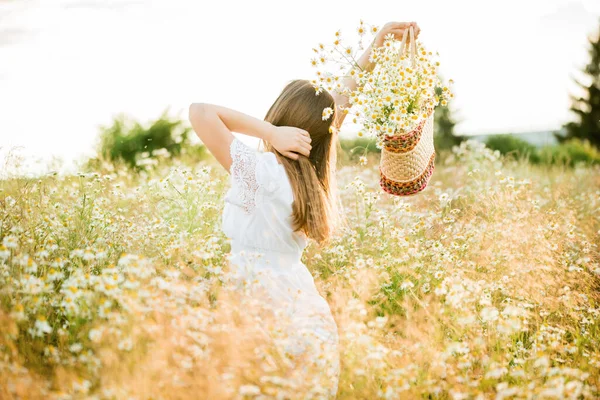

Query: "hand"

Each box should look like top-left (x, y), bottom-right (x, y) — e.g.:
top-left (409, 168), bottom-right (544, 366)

top-left (373, 21), bottom-right (420, 49)
top-left (268, 125), bottom-right (312, 160)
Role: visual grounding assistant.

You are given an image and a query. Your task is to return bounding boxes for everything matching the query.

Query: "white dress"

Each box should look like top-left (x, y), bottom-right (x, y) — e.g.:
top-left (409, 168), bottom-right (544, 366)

top-left (222, 138), bottom-right (340, 398)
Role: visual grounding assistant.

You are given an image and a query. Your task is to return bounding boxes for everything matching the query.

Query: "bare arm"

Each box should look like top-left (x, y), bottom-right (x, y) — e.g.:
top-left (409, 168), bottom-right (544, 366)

top-left (188, 103), bottom-right (312, 171)
top-left (331, 44), bottom-right (375, 130)
top-left (331, 21), bottom-right (421, 129)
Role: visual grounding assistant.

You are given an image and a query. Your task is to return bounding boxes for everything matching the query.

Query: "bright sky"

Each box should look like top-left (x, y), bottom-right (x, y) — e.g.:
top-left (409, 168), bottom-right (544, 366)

top-left (0, 0), bottom-right (599, 173)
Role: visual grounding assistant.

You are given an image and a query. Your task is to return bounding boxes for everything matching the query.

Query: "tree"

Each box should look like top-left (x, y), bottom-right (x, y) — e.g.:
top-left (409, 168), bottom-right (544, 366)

top-left (556, 20), bottom-right (600, 148)
top-left (434, 103), bottom-right (463, 151)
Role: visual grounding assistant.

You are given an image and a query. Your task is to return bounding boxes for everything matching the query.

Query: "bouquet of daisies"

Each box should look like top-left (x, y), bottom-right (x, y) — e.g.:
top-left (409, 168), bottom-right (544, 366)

top-left (312, 21), bottom-right (453, 196)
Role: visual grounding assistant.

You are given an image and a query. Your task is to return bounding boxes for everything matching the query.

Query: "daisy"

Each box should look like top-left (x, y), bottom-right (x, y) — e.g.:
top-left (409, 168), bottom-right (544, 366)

top-left (322, 107), bottom-right (334, 121)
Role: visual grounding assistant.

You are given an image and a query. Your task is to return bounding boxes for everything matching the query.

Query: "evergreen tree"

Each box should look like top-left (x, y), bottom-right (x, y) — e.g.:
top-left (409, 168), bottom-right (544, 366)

top-left (556, 21), bottom-right (600, 148)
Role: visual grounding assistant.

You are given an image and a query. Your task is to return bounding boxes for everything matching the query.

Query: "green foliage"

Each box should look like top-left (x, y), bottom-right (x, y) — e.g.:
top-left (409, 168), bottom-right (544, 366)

top-left (485, 134), bottom-right (541, 163)
top-left (434, 104), bottom-right (464, 150)
top-left (556, 21), bottom-right (600, 148)
top-left (98, 110), bottom-right (192, 170)
top-left (539, 139), bottom-right (600, 166)
top-left (339, 136), bottom-right (380, 161)
top-left (484, 134), bottom-right (600, 167)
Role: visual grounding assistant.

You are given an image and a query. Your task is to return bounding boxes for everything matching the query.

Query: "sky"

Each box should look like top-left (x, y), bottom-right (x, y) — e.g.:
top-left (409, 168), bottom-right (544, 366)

top-left (0, 0), bottom-right (599, 173)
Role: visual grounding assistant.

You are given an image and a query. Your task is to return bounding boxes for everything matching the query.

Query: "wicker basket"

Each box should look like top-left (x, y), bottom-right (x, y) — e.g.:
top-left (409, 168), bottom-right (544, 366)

top-left (379, 110), bottom-right (435, 196)
top-left (379, 26), bottom-right (436, 196)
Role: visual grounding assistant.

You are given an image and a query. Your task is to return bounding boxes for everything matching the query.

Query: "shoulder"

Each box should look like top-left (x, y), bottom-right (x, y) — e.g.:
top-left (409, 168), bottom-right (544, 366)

top-left (229, 138), bottom-right (287, 195)
top-left (256, 151), bottom-right (285, 194)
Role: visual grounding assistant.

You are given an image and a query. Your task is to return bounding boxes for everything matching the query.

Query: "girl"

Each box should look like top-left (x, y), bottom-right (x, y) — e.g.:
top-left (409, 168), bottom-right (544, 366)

top-left (189, 21), bottom-right (420, 398)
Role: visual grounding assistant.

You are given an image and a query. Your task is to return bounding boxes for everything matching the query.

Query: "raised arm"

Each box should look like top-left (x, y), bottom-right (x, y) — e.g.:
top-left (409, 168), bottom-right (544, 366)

top-left (188, 103), bottom-right (312, 171)
top-left (331, 21), bottom-right (420, 129)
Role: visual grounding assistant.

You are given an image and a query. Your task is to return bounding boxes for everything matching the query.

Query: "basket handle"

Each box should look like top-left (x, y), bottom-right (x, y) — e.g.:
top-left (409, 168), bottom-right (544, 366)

top-left (399, 26), bottom-right (417, 68)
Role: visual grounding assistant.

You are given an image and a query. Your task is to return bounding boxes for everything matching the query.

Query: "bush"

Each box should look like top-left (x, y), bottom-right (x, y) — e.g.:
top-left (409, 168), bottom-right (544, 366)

top-left (539, 139), bottom-right (600, 166)
top-left (485, 134), bottom-right (540, 163)
top-left (98, 110), bottom-right (192, 170)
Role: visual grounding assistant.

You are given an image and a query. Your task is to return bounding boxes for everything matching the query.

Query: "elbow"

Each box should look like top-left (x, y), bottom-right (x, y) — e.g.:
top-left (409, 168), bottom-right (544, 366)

top-left (188, 103), bottom-right (209, 142)
top-left (189, 103), bottom-right (213, 138)
top-left (188, 102), bottom-right (208, 122)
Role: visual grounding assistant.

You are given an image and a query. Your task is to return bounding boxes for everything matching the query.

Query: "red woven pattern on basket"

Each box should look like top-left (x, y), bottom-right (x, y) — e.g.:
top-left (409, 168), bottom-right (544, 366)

top-left (382, 107), bottom-right (434, 154)
top-left (382, 118), bottom-right (426, 154)
top-left (379, 152), bottom-right (436, 196)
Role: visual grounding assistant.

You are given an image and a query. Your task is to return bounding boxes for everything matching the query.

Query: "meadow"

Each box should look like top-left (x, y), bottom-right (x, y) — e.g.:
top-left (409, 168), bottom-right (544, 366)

top-left (1, 140), bottom-right (599, 399)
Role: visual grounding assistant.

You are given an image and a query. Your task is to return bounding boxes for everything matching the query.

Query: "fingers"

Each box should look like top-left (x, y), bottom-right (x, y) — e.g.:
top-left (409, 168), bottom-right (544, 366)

top-left (283, 146), bottom-right (309, 160)
top-left (285, 143), bottom-right (310, 160)
top-left (407, 22), bottom-right (420, 38)
top-left (279, 128), bottom-right (312, 160)
top-left (300, 134), bottom-right (312, 144)
top-left (392, 22), bottom-right (411, 29)
top-left (299, 128), bottom-right (311, 142)
top-left (391, 28), bottom-right (409, 42)
top-left (388, 22), bottom-right (420, 39)
top-left (295, 141), bottom-right (311, 157)
top-left (390, 28), bottom-right (406, 39)
top-left (296, 128), bottom-right (311, 156)
top-left (411, 22), bottom-right (421, 38)
top-left (284, 152), bottom-right (299, 160)
top-left (390, 31), bottom-right (420, 43)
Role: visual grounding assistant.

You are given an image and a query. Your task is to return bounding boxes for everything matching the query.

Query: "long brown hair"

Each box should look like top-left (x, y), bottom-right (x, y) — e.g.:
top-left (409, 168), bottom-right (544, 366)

top-left (263, 79), bottom-right (338, 244)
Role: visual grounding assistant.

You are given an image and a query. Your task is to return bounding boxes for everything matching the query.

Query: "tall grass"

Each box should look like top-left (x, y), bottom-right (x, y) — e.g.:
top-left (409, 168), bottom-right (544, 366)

top-left (0, 140), bottom-right (599, 399)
